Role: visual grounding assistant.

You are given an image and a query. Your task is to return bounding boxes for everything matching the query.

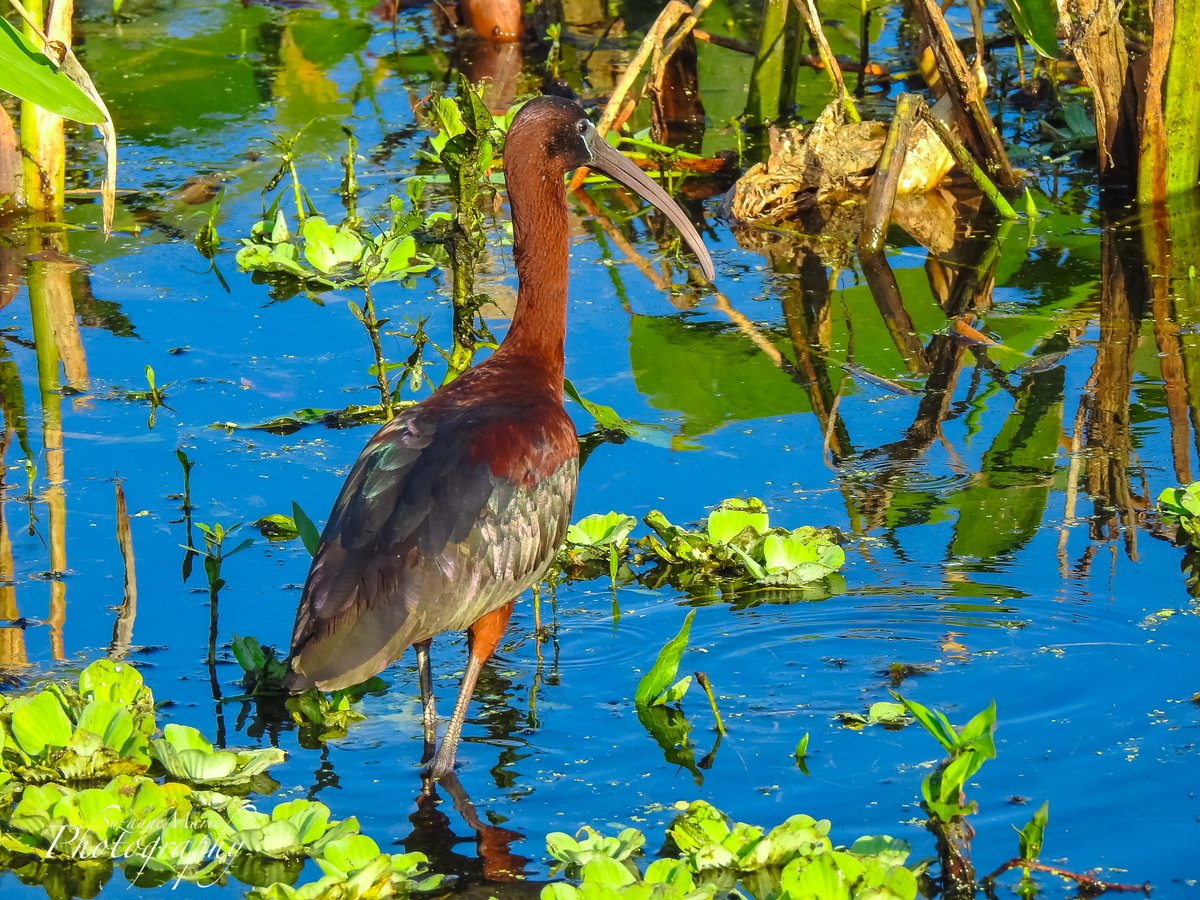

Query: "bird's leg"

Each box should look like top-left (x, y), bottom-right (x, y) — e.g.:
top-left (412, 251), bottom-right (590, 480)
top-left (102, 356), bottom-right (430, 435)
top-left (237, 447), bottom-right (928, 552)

top-left (414, 638), bottom-right (437, 764)
top-left (427, 600), bottom-right (514, 779)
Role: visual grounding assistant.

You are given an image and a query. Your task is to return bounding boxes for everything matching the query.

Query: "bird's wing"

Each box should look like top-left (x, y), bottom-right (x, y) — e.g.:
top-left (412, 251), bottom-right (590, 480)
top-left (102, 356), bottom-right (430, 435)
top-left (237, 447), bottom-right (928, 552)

top-left (286, 395), bottom-right (578, 691)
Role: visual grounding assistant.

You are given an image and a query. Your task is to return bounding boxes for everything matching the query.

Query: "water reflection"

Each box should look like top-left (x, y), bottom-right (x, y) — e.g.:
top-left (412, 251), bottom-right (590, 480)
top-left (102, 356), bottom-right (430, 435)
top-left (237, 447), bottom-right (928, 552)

top-left (0, 224), bottom-right (101, 674)
top-left (0, 2), bottom-right (1197, 892)
top-left (591, 186), bottom-right (1200, 584)
top-left (404, 772), bottom-right (530, 884)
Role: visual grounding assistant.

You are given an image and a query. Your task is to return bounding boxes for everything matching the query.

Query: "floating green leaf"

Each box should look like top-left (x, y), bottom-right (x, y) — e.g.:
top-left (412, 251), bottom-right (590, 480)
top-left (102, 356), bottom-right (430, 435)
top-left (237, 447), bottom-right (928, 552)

top-left (707, 499), bottom-right (769, 545)
top-left (781, 850), bottom-right (860, 900)
top-left (302, 217), bottom-right (364, 273)
top-left (75, 702), bottom-right (134, 753)
top-left (254, 513), bottom-right (299, 542)
top-left (566, 512), bottom-right (637, 547)
top-left (1159, 483), bottom-right (1200, 546)
top-left (78, 659), bottom-right (149, 709)
top-left (11, 692), bottom-right (73, 758)
top-left (150, 724), bottom-right (285, 789)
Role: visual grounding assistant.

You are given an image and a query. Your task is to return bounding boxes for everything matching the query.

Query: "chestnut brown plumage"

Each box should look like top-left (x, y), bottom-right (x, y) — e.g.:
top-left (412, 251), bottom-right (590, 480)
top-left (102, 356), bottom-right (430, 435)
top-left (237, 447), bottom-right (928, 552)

top-left (285, 95), bottom-right (714, 778)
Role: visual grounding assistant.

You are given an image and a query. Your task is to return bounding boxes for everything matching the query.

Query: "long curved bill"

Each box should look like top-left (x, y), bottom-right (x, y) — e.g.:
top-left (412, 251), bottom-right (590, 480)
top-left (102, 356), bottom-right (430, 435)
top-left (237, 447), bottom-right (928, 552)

top-left (585, 128), bottom-right (716, 283)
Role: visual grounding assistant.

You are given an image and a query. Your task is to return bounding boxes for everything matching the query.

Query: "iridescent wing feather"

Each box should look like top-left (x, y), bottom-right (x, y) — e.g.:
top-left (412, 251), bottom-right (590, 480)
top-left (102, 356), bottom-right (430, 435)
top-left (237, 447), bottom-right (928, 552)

top-left (286, 391), bottom-right (578, 691)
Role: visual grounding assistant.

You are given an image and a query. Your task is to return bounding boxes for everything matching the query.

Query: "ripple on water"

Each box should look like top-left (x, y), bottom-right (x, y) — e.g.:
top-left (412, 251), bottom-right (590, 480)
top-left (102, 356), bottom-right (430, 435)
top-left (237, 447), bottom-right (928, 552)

top-left (505, 593), bottom-right (673, 674)
top-left (841, 459), bottom-right (977, 495)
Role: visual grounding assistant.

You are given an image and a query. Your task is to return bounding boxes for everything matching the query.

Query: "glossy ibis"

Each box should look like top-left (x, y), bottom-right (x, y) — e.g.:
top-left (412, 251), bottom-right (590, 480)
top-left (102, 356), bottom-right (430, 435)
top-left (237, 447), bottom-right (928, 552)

top-left (285, 95), bottom-right (714, 778)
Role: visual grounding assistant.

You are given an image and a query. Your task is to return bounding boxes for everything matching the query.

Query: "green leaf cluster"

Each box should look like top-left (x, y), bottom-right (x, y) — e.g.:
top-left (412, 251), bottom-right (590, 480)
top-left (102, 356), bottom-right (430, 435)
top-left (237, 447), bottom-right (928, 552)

top-left (418, 85), bottom-right (504, 176)
top-left (548, 500), bottom-right (845, 602)
top-left (639, 499), bottom-right (844, 590)
top-left (231, 636), bottom-right (385, 742)
top-left (893, 694), bottom-right (996, 822)
top-left (0, 659), bottom-right (285, 799)
top-left (558, 512), bottom-right (638, 582)
top-left (248, 833), bottom-right (440, 899)
top-left (2, 771), bottom-right (436, 894)
top-left (565, 512), bottom-right (638, 555)
top-left (547, 826), bottom-right (646, 874)
top-left (233, 635), bottom-right (289, 694)
top-left (665, 802), bottom-right (920, 899)
top-left (236, 193), bottom-right (438, 292)
top-left (542, 802), bottom-right (922, 900)
top-left (544, 856), bottom-right (713, 900)
top-left (0, 660), bottom-right (156, 788)
top-left (0, 662), bottom-right (438, 898)
top-left (150, 725), bottom-right (284, 793)
top-left (1158, 483), bottom-right (1200, 547)
top-left (4, 775), bottom-right (226, 877)
top-left (284, 686), bottom-right (384, 743)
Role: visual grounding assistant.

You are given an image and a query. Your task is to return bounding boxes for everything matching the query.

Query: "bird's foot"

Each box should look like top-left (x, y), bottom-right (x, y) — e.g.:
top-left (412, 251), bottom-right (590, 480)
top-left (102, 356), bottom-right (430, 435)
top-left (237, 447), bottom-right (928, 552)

top-left (424, 747), bottom-right (457, 781)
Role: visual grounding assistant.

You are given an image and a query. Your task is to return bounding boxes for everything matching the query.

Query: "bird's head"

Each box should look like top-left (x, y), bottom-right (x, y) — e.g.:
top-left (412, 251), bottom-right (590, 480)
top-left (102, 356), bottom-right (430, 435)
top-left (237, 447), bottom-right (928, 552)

top-left (504, 95), bottom-right (715, 282)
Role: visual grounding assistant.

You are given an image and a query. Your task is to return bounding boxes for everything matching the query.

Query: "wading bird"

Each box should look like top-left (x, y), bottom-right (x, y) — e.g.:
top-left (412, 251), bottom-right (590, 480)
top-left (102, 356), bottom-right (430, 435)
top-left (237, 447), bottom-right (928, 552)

top-left (285, 95), bottom-right (714, 778)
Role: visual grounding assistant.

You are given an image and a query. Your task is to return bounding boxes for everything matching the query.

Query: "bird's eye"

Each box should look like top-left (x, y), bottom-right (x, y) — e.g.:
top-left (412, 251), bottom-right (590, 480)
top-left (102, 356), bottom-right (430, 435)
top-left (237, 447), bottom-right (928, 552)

top-left (575, 119), bottom-right (588, 135)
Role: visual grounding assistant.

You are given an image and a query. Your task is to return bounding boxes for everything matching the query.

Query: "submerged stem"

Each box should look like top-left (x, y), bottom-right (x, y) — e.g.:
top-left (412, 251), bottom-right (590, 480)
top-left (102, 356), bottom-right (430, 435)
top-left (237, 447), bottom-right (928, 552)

top-left (918, 104), bottom-right (1018, 219)
top-left (361, 285), bottom-right (394, 419)
top-left (695, 671), bottom-right (728, 736)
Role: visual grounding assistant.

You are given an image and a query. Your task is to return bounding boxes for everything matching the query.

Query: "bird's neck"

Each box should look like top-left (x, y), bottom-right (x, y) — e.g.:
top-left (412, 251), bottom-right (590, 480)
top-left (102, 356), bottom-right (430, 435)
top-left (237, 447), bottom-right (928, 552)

top-left (499, 163), bottom-right (570, 390)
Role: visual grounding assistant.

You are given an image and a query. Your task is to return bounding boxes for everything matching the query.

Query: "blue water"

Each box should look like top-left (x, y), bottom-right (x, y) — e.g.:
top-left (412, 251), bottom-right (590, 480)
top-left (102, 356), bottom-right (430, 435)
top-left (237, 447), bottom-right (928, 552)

top-left (0, 0), bottom-right (1197, 896)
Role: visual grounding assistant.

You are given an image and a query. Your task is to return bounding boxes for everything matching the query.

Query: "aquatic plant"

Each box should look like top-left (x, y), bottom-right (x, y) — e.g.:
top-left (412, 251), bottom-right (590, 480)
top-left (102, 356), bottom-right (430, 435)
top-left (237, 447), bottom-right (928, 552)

top-left (550, 499), bottom-right (845, 600)
top-left (0, 659), bottom-right (156, 786)
top-left (546, 826), bottom-right (646, 875)
top-left (631, 611), bottom-right (731, 778)
top-left (0, 660), bottom-right (436, 895)
top-left (1157, 482), bottom-right (1200, 547)
top-left (641, 498), bottom-right (844, 587)
top-left (234, 77), bottom-right (508, 417)
top-left (544, 801), bottom-right (922, 900)
top-left (235, 202), bottom-right (436, 293)
top-left (149, 725), bottom-right (283, 793)
top-left (231, 635), bottom-right (385, 742)
top-left (0, 661), bottom-right (1144, 897)
top-left (122, 365), bottom-right (172, 428)
top-left (558, 512), bottom-right (638, 583)
top-left (636, 610), bottom-right (696, 709)
top-left (253, 501), bottom-right (320, 556)
top-left (550, 695), bottom-right (1144, 898)
top-left (195, 521), bottom-right (254, 596)
top-left (893, 694), bottom-right (995, 823)
top-left (247, 835), bottom-right (440, 899)
top-left (418, 75), bottom-right (506, 382)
